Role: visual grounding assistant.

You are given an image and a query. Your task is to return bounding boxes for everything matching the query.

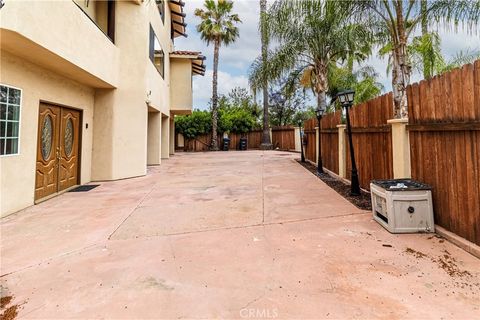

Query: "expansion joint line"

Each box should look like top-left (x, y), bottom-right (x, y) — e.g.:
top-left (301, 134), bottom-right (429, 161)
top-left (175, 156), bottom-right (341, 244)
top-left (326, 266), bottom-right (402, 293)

top-left (261, 151), bottom-right (265, 224)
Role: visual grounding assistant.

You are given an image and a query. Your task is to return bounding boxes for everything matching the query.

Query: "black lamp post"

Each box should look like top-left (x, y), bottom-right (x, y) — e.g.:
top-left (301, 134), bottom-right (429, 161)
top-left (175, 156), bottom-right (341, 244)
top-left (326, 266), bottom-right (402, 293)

top-left (337, 90), bottom-right (360, 196)
top-left (315, 105), bottom-right (326, 174)
top-left (298, 120), bottom-right (305, 163)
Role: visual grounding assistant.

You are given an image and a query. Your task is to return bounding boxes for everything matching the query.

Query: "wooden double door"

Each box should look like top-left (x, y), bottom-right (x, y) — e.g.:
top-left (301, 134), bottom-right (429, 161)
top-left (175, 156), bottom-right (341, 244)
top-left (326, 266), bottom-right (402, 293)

top-left (35, 103), bottom-right (80, 201)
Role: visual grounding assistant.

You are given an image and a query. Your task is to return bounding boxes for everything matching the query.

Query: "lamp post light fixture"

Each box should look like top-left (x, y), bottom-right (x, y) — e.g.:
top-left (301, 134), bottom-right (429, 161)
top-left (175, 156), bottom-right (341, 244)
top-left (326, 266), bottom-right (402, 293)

top-left (315, 104), bottom-right (326, 174)
top-left (337, 89), bottom-right (360, 196)
top-left (298, 120), bottom-right (305, 163)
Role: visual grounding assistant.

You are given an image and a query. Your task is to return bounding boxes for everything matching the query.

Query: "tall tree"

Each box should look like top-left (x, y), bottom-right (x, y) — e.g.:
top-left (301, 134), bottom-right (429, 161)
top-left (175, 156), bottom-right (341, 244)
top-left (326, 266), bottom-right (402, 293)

top-left (357, 0), bottom-right (480, 118)
top-left (259, 0), bottom-right (273, 149)
top-left (249, 0), bottom-right (372, 117)
top-left (327, 64), bottom-right (384, 104)
top-left (195, 0), bottom-right (241, 150)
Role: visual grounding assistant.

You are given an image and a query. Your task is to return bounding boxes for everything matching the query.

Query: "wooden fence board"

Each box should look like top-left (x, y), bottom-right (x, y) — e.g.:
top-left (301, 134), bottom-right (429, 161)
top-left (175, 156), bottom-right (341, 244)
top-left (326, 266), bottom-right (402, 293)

top-left (272, 126), bottom-right (296, 150)
top-left (408, 60), bottom-right (480, 245)
top-left (303, 118), bottom-right (317, 163)
top-left (343, 93), bottom-right (394, 190)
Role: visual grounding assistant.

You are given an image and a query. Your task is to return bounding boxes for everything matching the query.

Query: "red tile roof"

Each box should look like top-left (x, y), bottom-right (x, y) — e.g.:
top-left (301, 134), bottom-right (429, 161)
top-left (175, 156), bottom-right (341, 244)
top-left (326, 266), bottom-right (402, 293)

top-left (171, 51), bottom-right (202, 56)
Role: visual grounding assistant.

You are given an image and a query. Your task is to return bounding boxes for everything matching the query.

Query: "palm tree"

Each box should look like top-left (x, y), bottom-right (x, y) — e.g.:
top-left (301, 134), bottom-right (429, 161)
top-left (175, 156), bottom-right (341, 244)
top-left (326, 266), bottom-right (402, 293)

top-left (249, 0), bottom-right (372, 116)
top-left (327, 64), bottom-right (384, 104)
top-left (259, 0), bottom-right (272, 149)
top-left (437, 48), bottom-right (480, 73)
top-left (356, 0), bottom-right (480, 118)
top-left (195, 0), bottom-right (241, 150)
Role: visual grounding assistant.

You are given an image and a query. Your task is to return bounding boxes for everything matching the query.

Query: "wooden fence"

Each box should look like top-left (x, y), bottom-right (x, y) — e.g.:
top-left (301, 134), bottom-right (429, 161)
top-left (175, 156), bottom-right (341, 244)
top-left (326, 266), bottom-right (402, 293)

top-left (272, 126), bottom-right (296, 150)
top-left (181, 128), bottom-right (297, 152)
top-left (345, 93), bottom-right (394, 190)
top-left (304, 118), bottom-right (317, 163)
top-left (407, 61), bottom-right (480, 246)
top-left (320, 111), bottom-right (341, 174)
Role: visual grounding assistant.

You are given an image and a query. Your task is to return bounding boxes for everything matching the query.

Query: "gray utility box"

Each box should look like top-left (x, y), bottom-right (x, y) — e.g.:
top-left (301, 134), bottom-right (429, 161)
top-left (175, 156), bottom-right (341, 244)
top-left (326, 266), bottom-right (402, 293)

top-left (370, 179), bottom-right (434, 233)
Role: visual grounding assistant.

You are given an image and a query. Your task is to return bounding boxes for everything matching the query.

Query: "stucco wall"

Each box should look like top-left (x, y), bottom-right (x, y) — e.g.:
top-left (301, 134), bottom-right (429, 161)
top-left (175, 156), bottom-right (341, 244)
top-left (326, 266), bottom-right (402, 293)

top-left (0, 51), bottom-right (95, 216)
top-left (170, 59), bottom-right (193, 112)
top-left (0, 0), bottom-right (118, 87)
top-left (91, 0), bottom-right (173, 180)
top-left (0, 0), bottom-right (189, 215)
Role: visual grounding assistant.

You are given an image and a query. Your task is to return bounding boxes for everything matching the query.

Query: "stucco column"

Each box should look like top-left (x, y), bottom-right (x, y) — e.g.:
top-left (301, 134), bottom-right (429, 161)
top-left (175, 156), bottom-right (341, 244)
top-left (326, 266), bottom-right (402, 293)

top-left (161, 115), bottom-right (170, 159)
top-left (269, 128), bottom-right (273, 145)
top-left (388, 118), bottom-right (411, 178)
top-left (147, 112), bottom-right (162, 165)
top-left (315, 126), bottom-right (319, 164)
top-left (294, 126), bottom-right (301, 152)
top-left (169, 117), bottom-right (175, 155)
top-left (337, 124), bottom-right (346, 178)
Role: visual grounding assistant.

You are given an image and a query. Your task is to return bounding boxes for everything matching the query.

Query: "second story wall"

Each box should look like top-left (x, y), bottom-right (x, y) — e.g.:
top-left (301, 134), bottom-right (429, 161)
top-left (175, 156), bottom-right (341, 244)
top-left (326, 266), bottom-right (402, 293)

top-left (170, 59), bottom-right (193, 114)
top-left (0, 0), bottom-right (118, 88)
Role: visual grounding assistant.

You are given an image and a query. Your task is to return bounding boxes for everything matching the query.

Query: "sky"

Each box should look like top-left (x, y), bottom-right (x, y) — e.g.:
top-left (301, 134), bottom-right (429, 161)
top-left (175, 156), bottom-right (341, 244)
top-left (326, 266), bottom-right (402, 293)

top-left (175, 0), bottom-right (480, 109)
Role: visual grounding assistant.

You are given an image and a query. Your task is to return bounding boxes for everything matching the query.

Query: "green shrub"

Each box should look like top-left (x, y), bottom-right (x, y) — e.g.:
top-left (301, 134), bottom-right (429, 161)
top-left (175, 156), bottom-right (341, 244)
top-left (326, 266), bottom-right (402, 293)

top-left (175, 110), bottom-right (212, 139)
top-left (225, 108), bottom-right (255, 134)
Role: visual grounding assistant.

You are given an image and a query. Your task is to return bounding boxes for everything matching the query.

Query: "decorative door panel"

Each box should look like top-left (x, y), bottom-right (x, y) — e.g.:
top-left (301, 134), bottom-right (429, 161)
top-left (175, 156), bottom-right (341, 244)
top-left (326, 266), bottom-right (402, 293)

top-left (58, 108), bottom-right (80, 192)
top-left (35, 104), bottom-right (61, 200)
top-left (35, 103), bottom-right (80, 201)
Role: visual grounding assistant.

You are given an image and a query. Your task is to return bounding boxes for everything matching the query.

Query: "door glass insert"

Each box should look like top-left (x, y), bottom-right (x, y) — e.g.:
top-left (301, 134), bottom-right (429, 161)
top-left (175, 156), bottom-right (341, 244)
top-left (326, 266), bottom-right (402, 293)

top-left (41, 115), bottom-right (53, 160)
top-left (64, 118), bottom-right (74, 157)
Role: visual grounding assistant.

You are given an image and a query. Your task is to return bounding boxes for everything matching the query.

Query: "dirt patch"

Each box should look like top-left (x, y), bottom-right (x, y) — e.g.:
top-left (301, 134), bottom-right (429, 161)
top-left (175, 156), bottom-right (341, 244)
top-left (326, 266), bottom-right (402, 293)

top-left (0, 297), bottom-right (12, 310)
top-left (0, 296), bottom-right (18, 320)
top-left (405, 248), bottom-right (474, 280)
top-left (296, 160), bottom-right (372, 210)
top-left (405, 247), bottom-right (428, 259)
top-left (433, 250), bottom-right (472, 277)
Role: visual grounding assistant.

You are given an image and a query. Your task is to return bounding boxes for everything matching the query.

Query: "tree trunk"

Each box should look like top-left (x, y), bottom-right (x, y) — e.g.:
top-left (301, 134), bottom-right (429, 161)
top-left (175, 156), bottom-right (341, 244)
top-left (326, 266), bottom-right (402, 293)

top-left (315, 66), bottom-right (328, 112)
top-left (211, 38), bottom-right (220, 151)
top-left (259, 0), bottom-right (272, 149)
top-left (420, 0), bottom-right (432, 79)
top-left (392, 2), bottom-right (410, 119)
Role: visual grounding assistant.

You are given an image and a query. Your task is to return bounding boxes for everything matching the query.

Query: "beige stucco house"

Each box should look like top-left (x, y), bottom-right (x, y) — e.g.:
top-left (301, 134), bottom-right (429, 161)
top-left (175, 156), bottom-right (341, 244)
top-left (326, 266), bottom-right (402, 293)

top-left (0, 0), bottom-right (205, 216)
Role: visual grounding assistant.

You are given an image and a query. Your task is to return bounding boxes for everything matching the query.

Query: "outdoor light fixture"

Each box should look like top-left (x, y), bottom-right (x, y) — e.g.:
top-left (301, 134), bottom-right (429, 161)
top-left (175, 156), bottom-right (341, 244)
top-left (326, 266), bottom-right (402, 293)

top-left (337, 90), bottom-right (360, 196)
top-left (315, 104), bottom-right (326, 174)
top-left (298, 120), bottom-right (305, 163)
top-left (337, 89), bottom-right (355, 106)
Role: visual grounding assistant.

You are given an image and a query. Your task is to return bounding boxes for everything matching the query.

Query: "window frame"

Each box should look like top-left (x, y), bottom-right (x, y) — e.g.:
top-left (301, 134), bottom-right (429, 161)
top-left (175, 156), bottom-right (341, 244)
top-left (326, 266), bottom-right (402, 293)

top-left (149, 25), bottom-right (165, 79)
top-left (156, 0), bottom-right (165, 24)
top-left (72, 0), bottom-right (116, 44)
top-left (0, 84), bottom-right (22, 157)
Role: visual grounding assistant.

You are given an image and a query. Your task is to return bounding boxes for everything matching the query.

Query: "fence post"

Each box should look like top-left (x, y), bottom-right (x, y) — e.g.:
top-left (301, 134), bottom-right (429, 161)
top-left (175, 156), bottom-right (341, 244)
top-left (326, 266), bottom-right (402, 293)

top-left (294, 127), bottom-right (301, 152)
top-left (315, 126), bottom-right (319, 164)
top-left (387, 118), bottom-right (411, 178)
top-left (337, 124), bottom-right (346, 178)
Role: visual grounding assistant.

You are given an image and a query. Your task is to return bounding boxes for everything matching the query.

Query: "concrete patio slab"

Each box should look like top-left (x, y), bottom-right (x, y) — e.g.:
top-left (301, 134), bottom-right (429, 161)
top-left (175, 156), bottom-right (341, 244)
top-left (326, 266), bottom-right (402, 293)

top-left (1, 151), bottom-right (479, 319)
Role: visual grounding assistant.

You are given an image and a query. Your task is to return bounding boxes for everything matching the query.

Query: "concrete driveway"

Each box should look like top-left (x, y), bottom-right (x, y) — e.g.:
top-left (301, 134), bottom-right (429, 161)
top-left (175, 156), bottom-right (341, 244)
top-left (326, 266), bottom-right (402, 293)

top-left (1, 151), bottom-right (479, 319)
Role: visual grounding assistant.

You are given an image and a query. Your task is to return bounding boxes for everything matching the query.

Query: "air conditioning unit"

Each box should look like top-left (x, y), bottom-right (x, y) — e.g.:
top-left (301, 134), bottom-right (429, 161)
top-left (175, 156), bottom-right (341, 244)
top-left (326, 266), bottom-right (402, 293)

top-left (370, 179), bottom-right (434, 233)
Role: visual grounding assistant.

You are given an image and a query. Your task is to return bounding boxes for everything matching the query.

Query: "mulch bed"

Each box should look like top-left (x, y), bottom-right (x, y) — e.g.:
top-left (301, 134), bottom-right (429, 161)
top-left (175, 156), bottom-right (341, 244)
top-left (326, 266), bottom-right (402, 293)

top-left (296, 160), bottom-right (372, 211)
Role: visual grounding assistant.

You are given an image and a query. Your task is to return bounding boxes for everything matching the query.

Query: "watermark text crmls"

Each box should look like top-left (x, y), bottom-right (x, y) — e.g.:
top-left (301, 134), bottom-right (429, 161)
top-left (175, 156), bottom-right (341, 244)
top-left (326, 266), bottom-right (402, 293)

top-left (240, 308), bottom-right (278, 319)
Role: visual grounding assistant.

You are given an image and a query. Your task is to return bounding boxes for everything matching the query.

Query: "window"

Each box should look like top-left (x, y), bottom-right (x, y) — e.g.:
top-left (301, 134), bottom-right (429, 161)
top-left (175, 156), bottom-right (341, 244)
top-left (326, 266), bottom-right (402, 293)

top-left (0, 85), bottom-right (21, 156)
top-left (156, 0), bottom-right (165, 24)
top-left (72, 0), bottom-right (115, 43)
top-left (149, 25), bottom-right (165, 78)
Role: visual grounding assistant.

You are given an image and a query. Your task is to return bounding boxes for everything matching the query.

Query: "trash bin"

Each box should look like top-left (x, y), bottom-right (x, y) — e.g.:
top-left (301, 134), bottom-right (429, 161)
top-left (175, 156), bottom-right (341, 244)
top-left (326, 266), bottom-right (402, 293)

top-left (370, 179), bottom-right (434, 233)
top-left (222, 137), bottom-right (230, 151)
top-left (239, 137), bottom-right (247, 150)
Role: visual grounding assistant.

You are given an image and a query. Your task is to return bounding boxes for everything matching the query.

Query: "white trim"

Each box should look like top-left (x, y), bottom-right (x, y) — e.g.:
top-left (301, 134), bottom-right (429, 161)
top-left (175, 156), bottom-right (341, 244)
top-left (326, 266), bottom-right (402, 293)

top-left (0, 83), bottom-right (22, 157)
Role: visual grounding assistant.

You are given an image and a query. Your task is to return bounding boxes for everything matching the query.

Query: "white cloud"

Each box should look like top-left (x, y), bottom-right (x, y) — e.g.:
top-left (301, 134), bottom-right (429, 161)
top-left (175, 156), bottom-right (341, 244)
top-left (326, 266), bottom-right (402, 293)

top-left (175, 0), bottom-right (262, 107)
top-left (192, 70), bottom-right (249, 109)
top-left (176, 0), bottom-right (480, 108)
